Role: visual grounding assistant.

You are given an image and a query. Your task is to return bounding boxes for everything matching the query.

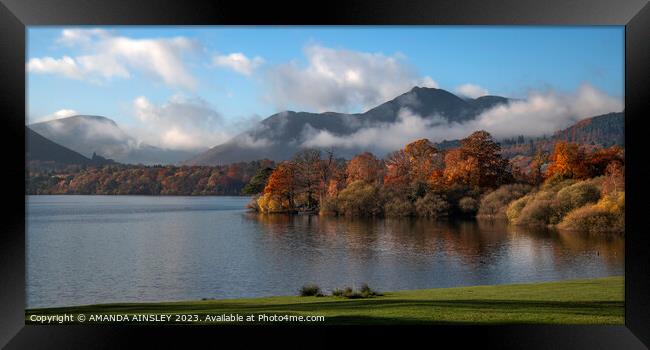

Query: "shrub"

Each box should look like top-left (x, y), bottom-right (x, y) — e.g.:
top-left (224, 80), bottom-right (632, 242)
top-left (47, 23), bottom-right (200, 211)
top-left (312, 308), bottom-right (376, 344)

top-left (337, 180), bottom-right (383, 216)
top-left (458, 196), bottom-right (479, 214)
top-left (478, 183), bottom-right (532, 218)
top-left (246, 196), bottom-right (260, 211)
top-left (358, 283), bottom-right (381, 298)
top-left (415, 193), bottom-right (450, 218)
top-left (319, 197), bottom-right (340, 216)
top-left (384, 196), bottom-right (415, 217)
top-left (597, 191), bottom-right (624, 214)
top-left (256, 194), bottom-right (286, 213)
top-left (299, 283), bottom-right (324, 297)
top-left (541, 176), bottom-right (576, 193)
top-left (558, 204), bottom-right (622, 233)
top-left (506, 195), bottom-right (530, 223)
top-left (555, 181), bottom-right (601, 217)
top-left (331, 284), bottom-right (381, 298)
top-left (517, 198), bottom-right (554, 226)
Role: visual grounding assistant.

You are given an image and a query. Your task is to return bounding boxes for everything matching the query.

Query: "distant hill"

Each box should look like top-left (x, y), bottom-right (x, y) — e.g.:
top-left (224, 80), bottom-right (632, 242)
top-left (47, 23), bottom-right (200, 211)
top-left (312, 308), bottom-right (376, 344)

top-left (26, 126), bottom-right (117, 172)
top-left (29, 115), bottom-right (199, 165)
top-left (552, 112), bottom-right (624, 147)
top-left (26, 126), bottom-right (91, 165)
top-left (186, 87), bottom-right (510, 165)
top-left (500, 112), bottom-right (624, 159)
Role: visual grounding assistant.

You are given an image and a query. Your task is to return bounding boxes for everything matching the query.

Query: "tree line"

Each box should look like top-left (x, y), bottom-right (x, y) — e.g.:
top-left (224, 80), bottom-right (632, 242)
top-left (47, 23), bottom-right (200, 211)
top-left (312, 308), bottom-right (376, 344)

top-left (250, 130), bottom-right (624, 232)
top-left (27, 160), bottom-right (275, 196)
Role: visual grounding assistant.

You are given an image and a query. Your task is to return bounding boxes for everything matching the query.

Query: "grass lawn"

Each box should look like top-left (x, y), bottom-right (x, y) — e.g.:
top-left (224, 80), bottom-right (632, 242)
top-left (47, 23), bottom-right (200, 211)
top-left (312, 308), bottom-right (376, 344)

top-left (25, 276), bottom-right (624, 325)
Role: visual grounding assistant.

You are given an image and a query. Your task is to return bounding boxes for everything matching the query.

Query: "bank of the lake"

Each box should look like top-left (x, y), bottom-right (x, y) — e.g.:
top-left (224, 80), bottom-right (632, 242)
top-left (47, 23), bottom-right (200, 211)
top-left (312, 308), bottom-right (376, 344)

top-left (26, 276), bottom-right (623, 325)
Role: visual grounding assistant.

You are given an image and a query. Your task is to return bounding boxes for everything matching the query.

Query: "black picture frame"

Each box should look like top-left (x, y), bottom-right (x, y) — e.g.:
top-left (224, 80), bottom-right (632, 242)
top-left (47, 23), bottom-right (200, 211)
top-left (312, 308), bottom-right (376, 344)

top-left (1, 0), bottom-right (649, 348)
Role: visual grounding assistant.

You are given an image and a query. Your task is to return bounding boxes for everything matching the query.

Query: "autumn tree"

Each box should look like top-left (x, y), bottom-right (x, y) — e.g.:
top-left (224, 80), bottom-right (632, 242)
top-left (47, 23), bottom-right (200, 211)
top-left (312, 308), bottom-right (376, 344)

top-left (458, 130), bottom-right (511, 189)
top-left (584, 146), bottom-right (624, 178)
top-left (346, 152), bottom-right (384, 185)
top-left (316, 149), bottom-right (340, 205)
top-left (384, 149), bottom-right (412, 188)
top-left (441, 131), bottom-right (510, 189)
top-left (261, 162), bottom-right (297, 211)
top-left (292, 149), bottom-right (322, 210)
top-left (242, 167), bottom-right (274, 195)
top-left (529, 147), bottom-right (549, 185)
top-left (442, 148), bottom-right (479, 186)
top-left (384, 138), bottom-right (441, 189)
top-left (601, 161), bottom-right (624, 195)
top-left (404, 138), bottom-right (441, 183)
top-left (545, 142), bottom-right (589, 180)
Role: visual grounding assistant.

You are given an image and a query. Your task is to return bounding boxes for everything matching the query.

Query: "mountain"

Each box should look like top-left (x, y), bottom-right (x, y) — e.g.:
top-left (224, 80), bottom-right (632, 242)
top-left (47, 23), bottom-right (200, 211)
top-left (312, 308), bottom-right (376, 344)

top-left (26, 126), bottom-right (91, 165)
top-left (552, 112), bottom-right (624, 147)
top-left (26, 126), bottom-right (116, 170)
top-left (29, 115), bottom-right (199, 165)
top-left (500, 112), bottom-right (624, 162)
top-left (186, 87), bottom-right (511, 165)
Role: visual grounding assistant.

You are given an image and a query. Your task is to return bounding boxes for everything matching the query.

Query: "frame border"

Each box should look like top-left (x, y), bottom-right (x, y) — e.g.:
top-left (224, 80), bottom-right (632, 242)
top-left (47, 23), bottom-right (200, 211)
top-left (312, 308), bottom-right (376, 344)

top-left (1, 0), bottom-right (649, 348)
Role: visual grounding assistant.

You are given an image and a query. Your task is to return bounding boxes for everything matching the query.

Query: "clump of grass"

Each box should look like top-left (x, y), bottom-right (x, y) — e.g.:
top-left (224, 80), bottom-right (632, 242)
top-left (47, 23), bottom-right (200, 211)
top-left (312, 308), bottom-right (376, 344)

top-left (299, 283), bottom-right (324, 297)
top-left (331, 284), bottom-right (381, 299)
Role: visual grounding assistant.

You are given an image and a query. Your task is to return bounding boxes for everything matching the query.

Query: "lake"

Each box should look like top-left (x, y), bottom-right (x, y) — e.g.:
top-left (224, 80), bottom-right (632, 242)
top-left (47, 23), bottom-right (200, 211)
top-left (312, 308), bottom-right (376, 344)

top-left (26, 195), bottom-right (624, 309)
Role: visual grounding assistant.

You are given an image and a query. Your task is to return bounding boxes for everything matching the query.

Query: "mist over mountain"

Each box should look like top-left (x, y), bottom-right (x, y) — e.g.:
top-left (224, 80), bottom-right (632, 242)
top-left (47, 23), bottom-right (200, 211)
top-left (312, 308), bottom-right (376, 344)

top-left (26, 126), bottom-right (117, 170)
top-left (186, 87), bottom-right (511, 165)
top-left (26, 126), bottom-right (91, 165)
top-left (27, 87), bottom-right (622, 167)
top-left (29, 115), bottom-right (199, 165)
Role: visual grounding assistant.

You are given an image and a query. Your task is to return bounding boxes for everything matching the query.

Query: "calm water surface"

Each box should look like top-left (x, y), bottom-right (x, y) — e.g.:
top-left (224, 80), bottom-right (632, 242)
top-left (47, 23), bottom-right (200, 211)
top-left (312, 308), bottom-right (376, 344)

top-left (26, 195), bottom-right (624, 308)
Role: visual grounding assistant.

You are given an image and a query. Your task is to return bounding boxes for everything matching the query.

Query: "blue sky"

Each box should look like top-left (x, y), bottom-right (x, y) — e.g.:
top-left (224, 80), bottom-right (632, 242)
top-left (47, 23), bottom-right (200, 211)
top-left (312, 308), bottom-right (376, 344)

top-left (27, 26), bottom-right (624, 150)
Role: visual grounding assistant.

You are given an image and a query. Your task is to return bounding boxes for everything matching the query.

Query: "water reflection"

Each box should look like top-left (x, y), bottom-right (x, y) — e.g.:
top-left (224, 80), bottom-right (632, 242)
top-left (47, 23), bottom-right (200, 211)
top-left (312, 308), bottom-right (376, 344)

top-left (246, 213), bottom-right (624, 272)
top-left (27, 196), bottom-right (623, 308)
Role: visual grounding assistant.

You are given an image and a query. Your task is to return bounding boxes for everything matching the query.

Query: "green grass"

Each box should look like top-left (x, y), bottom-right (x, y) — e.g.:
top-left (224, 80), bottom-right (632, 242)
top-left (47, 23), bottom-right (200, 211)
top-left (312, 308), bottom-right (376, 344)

top-left (25, 276), bottom-right (623, 325)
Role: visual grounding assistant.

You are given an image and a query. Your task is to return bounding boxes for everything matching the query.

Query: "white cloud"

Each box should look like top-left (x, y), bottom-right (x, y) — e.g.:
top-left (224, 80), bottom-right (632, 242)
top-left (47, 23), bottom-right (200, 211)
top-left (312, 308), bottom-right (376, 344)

top-left (131, 95), bottom-right (230, 150)
top-left (26, 56), bottom-right (84, 80)
top-left (470, 84), bottom-right (623, 138)
top-left (57, 28), bottom-right (111, 46)
top-left (264, 45), bottom-right (438, 112)
top-left (456, 83), bottom-right (489, 99)
top-left (231, 133), bottom-right (273, 149)
top-left (301, 84), bottom-right (623, 153)
top-left (27, 28), bottom-right (199, 89)
top-left (212, 53), bottom-right (264, 76)
top-left (33, 109), bottom-right (79, 123)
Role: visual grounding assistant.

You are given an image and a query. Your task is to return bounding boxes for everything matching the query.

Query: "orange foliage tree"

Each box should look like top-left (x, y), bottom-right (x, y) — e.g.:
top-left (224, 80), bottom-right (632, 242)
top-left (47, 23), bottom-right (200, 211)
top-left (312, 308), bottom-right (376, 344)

top-left (385, 138), bottom-right (441, 188)
top-left (545, 142), bottom-right (589, 179)
top-left (584, 146), bottom-right (624, 178)
top-left (263, 162), bottom-right (297, 211)
top-left (346, 152), bottom-right (384, 185)
top-left (442, 131), bottom-right (510, 189)
top-left (442, 148), bottom-right (479, 186)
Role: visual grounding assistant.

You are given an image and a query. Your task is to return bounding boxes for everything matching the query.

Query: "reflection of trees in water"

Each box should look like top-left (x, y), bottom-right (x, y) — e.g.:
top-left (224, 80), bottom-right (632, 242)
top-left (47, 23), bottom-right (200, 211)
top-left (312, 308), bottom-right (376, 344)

top-left (486, 220), bottom-right (623, 269)
top-left (243, 213), bottom-right (623, 270)
top-left (553, 229), bottom-right (624, 267)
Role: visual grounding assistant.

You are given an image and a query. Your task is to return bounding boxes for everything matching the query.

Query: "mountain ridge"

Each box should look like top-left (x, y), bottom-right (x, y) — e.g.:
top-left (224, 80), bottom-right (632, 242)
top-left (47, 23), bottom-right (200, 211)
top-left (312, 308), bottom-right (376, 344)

top-left (186, 87), bottom-right (512, 165)
top-left (29, 115), bottom-right (200, 165)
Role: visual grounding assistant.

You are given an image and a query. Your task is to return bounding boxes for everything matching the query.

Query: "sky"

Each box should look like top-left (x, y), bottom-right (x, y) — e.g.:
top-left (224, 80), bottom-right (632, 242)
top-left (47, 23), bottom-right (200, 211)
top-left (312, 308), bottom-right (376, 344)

top-left (26, 26), bottom-right (624, 151)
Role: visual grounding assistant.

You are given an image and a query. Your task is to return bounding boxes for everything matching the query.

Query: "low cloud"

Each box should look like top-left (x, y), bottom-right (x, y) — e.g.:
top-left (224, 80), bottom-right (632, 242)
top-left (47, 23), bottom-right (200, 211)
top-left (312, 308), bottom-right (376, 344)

top-left (230, 133), bottom-right (273, 149)
top-left (264, 44), bottom-right (437, 112)
top-left (212, 53), bottom-right (264, 76)
top-left (301, 84), bottom-right (623, 154)
top-left (131, 95), bottom-right (229, 150)
top-left (456, 83), bottom-right (489, 99)
top-left (27, 28), bottom-right (199, 89)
